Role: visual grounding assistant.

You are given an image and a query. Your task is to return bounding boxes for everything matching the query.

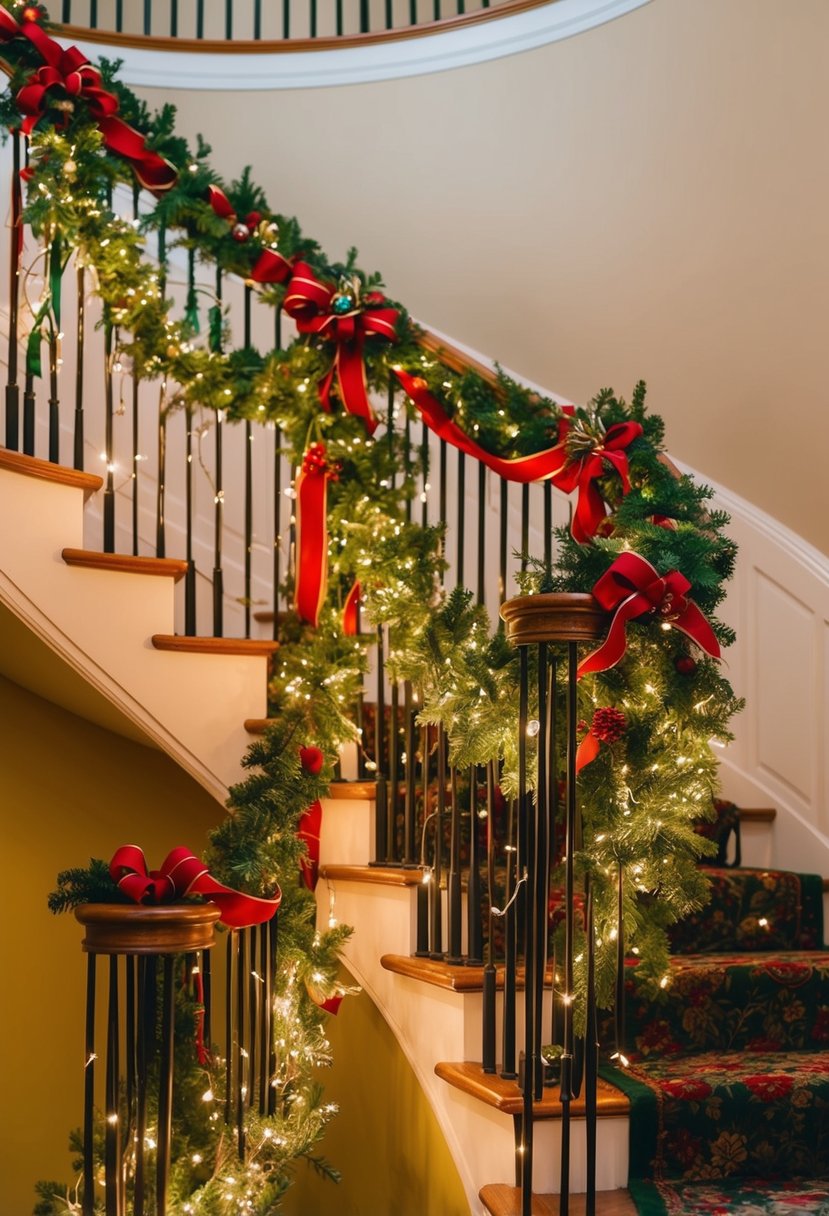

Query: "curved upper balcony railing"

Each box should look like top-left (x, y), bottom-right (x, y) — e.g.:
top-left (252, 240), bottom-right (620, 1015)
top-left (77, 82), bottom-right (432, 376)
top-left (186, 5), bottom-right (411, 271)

top-left (55, 0), bottom-right (652, 88)
top-left (59, 0), bottom-right (535, 45)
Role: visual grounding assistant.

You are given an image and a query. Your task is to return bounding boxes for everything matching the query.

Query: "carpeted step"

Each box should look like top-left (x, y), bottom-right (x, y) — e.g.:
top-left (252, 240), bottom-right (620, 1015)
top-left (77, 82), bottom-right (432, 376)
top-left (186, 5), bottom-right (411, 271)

top-left (602, 1049), bottom-right (829, 1186)
top-left (621, 950), bottom-right (829, 1059)
top-left (628, 1176), bottom-right (829, 1215)
top-left (669, 867), bottom-right (824, 955)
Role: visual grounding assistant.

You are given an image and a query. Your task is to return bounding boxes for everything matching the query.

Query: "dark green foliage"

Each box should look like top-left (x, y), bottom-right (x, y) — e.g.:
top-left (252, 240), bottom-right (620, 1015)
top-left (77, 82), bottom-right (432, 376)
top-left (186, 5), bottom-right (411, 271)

top-left (48, 858), bottom-right (122, 912)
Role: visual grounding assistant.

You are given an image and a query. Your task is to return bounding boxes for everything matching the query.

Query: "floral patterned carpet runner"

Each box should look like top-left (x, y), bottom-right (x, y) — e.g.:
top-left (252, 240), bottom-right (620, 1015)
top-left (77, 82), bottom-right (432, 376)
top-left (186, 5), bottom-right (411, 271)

top-left (601, 864), bottom-right (829, 1214)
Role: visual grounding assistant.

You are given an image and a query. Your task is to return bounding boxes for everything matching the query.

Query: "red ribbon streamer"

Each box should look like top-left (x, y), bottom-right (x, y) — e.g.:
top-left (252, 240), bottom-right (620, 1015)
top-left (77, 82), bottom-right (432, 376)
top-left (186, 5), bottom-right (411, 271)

top-left (342, 580), bottom-right (361, 636)
top-left (576, 730), bottom-right (601, 773)
top-left (109, 845), bottom-right (280, 929)
top-left (394, 369), bottom-right (573, 483)
top-left (578, 552), bottom-right (721, 678)
top-left (297, 799), bottom-right (323, 891)
top-left (294, 442), bottom-right (331, 627)
top-left (6, 20), bottom-right (175, 193)
top-left (284, 262), bottom-right (398, 433)
top-left (551, 421), bottom-right (643, 543)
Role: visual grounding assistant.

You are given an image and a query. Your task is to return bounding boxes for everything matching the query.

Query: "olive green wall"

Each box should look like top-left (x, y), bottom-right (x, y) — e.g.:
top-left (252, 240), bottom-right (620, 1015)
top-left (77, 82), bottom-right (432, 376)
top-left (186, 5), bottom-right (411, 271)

top-left (142, 0), bottom-right (829, 555)
top-left (283, 971), bottom-right (469, 1216)
top-left (0, 673), bottom-right (224, 1214)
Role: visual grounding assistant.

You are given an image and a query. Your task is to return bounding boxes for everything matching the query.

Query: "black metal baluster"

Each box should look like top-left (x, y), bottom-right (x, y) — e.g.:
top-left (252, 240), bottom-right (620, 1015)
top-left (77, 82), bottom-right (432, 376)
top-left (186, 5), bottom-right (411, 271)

top-left (389, 675), bottom-right (400, 863)
top-left (134, 957), bottom-right (148, 1216)
top-left (420, 420), bottom-right (429, 527)
top-left (4, 129), bottom-right (20, 452)
top-left (533, 644), bottom-right (549, 1099)
top-left (82, 954), bottom-right (96, 1216)
top-left (404, 411), bottom-right (412, 523)
top-left (456, 450), bottom-right (465, 586)
top-left (521, 483), bottom-right (529, 572)
top-left (236, 929), bottom-right (247, 1156)
top-left (196, 0), bottom-right (204, 38)
top-left (445, 750), bottom-right (463, 963)
top-left (310, 0), bottom-right (317, 36)
top-left (131, 185), bottom-right (141, 552)
top-left (114, 0), bottom-right (123, 29)
top-left (90, 0), bottom-right (98, 27)
top-left (433, 0), bottom-right (440, 19)
top-left (253, 0), bottom-right (262, 38)
top-left (125, 956), bottom-right (136, 1145)
top-left (482, 759), bottom-right (497, 1072)
top-left (559, 641), bottom-right (579, 1213)
top-left (585, 879), bottom-right (598, 1216)
top-left (477, 461), bottom-right (486, 605)
top-left (157, 955), bottom-right (175, 1216)
top-left (403, 681), bottom-right (416, 865)
top-left (336, 0), bottom-right (343, 34)
top-left (439, 437), bottom-right (447, 567)
top-left (225, 0), bottom-right (233, 39)
top-left (184, 407), bottom-right (197, 634)
top-left (156, 398), bottom-right (166, 557)
top-left (244, 286), bottom-right (253, 638)
top-left (142, 0), bottom-right (150, 36)
top-left (385, 0), bottom-right (393, 27)
top-left (103, 320), bottom-right (115, 551)
top-left (518, 645), bottom-right (534, 1215)
top-left (225, 934), bottom-right (234, 1126)
top-left (360, 0), bottom-right (369, 31)
top-left (543, 480), bottom-right (552, 569)
top-left (73, 266), bottom-right (85, 470)
top-left (203, 948), bottom-right (212, 1052)
top-left (501, 792), bottom-right (518, 1079)
top-left (467, 766), bottom-right (483, 964)
top-left (271, 306), bottom-right (283, 641)
top-left (170, 0), bottom-right (178, 37)
top-left (47, 331), bottom-right (60, 464)
top-left (409, 0), bottom-right (417, 23)
top-left (267, 915), bottom-right (278, 1116)
top-left (61, 0), bottom-right (71, 21)
top-left (248, 925), bottom-right (259, 1108)
top-left (615, 862), bottom-right (626, 1059)
top-left (105, 956), bottom-right (121, 1216)
top-left (259, 922), bottom-right (269, 1113)
top-left (373, 624), bottom-right (389, 862)
top-left (428, 722), bottom-right (443, 957)
top-left (282, 0), bottom-right (290, 38)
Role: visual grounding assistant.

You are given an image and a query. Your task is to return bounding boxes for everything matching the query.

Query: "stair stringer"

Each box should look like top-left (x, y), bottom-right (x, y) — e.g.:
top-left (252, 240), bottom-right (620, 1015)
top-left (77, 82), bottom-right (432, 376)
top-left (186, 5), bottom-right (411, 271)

top-left (316, 797), bottom-right (629, 1213)
top-left (0, 459), bottom-right (271, 801)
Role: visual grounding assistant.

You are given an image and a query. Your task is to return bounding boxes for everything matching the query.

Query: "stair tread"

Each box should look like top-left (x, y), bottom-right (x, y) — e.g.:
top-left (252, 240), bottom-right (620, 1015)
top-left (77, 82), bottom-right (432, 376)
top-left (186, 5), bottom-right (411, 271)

top-left (436, 1060), bottom-right (629, 1118)
top-left (480, 1184), bottom-right (636, 1216)
top-left (62, 548), bottom-right (189, 580)
top-left (327, 780), bottom-right (378, 800)
top-left (0, 447), bottom-right (102, 496)
top-left (151, 635), bottom-right (279, 656)
top-left (318, 864), bottom-right (425, 887)
top-left (382, 953), bottom-right (551, 993)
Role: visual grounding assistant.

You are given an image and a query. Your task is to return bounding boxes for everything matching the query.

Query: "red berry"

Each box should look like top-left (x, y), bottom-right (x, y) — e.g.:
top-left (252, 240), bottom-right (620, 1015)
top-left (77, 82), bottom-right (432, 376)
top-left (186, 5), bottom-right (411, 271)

top-left (675, 656), bottom-right (697, 676)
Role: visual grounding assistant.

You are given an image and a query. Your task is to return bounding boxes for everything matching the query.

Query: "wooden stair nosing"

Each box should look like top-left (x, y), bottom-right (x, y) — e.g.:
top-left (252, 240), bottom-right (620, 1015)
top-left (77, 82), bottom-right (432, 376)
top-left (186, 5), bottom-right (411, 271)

top-left (0, 447), bottom-right (102, 497)
top-left (328, 780), bottom-right (378, 800)
top-left (318, 864), bottom-right (425, 888)
top-left (381, 953), bottom-right (553, 994)
top-left (480, 1184), bottom-right (636, 1216)
top-left (151, 635), bottom-right (279, 656)
top-left (740, 807), bottom-right (776, 823)
top-left (438, 1061), bottom-right (629, 1119)
top-left (62, 548), bottom-right (189, 581)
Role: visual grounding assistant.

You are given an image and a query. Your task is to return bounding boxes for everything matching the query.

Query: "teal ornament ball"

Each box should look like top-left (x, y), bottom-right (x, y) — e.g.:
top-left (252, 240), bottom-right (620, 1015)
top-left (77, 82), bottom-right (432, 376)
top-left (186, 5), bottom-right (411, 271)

top-left (332, 293), bottom-right (353, 315)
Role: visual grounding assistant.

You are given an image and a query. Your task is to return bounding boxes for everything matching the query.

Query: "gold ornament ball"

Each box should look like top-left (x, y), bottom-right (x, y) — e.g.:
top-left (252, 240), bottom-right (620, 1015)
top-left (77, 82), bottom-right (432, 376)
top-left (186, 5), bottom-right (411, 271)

top-left (64, 159), bottom-right (77, 177)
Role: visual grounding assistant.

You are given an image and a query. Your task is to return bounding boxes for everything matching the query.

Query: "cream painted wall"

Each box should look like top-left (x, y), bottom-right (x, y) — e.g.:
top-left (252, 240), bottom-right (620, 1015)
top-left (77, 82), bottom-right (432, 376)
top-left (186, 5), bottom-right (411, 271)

top-left (135, 0), bottom-right (829, 554)
top-left (0, 675), bottom-right (224, 1215)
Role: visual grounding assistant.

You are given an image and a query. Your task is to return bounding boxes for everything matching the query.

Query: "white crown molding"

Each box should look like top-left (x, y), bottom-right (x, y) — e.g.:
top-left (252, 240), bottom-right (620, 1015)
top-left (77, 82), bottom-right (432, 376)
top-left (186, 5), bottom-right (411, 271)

top-left (68, 0), bottom-right (652, 90)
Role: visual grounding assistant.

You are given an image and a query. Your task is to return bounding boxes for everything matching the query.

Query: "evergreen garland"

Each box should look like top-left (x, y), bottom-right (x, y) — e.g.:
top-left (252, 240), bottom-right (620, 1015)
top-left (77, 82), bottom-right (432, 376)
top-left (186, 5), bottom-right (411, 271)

top-left (1, 5), bottom-right (744, 1209)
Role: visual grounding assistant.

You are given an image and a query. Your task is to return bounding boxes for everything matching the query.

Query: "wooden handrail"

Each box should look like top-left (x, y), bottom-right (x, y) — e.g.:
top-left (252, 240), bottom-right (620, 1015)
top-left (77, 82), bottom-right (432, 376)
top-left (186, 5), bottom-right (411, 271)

top-left (58, 0), bottom-right (556, 55)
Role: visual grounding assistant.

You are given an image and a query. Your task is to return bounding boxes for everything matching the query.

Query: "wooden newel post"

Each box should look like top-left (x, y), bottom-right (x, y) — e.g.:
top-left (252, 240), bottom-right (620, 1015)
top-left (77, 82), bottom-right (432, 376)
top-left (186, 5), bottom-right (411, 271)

top-left (499, 594), bottom-right (607, 1216)
top-left (75, 903), bottom-right (221, 1216)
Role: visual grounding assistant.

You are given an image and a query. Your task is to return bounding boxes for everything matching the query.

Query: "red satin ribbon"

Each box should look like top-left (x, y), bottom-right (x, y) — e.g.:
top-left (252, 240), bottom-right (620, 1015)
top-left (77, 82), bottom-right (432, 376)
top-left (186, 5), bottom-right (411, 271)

top-left (109, 845), bottom-right (280, 929)
top-left (576, 730), bottom-right (601, 773)
top-left (297, 799), bottom-right (323, 891)
top-left (342, 580), bottom-right (361, 636)
top-left (552, 421), bottom-right (643, 543)
top-left (578, 552), bottom-right (721, 678)
top-left (294, 442), bottom-right (331, 627)
top-left (7, 21), bottom-right (175, 193)
top-left (394, 369), bottom-right (573, 483)
top-left (284, 262), bottom-right (398, 433)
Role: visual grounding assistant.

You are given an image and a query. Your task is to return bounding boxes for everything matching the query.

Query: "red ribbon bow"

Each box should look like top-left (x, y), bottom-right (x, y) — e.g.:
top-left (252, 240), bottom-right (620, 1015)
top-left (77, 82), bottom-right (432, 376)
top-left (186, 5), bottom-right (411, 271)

top-left (578, 552), bottom-right (720, 678)
top-left (109, 845), bottom-right (281, 929)
top-left (552, 421), bottom-right (643, 543)
top-left (6, 20), bottom-right (176, 193)
top-left (294, 442), bottom-right (333, 627)
top-left (284, 262), bottom-right (399, 433)
top-left (394, 369), bottom-right (573, 483)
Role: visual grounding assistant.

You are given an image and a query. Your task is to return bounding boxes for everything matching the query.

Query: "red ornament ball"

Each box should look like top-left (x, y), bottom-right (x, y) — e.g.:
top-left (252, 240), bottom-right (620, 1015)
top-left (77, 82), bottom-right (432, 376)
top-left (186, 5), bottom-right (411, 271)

top-left (299, 746), bottom-right (325, 775)
top-left (675, 655), bottom-right (697, 676)
top-left (590, 706), bottom-right (626, 744)
top-left (231, 222), bottom-right (251, 243)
